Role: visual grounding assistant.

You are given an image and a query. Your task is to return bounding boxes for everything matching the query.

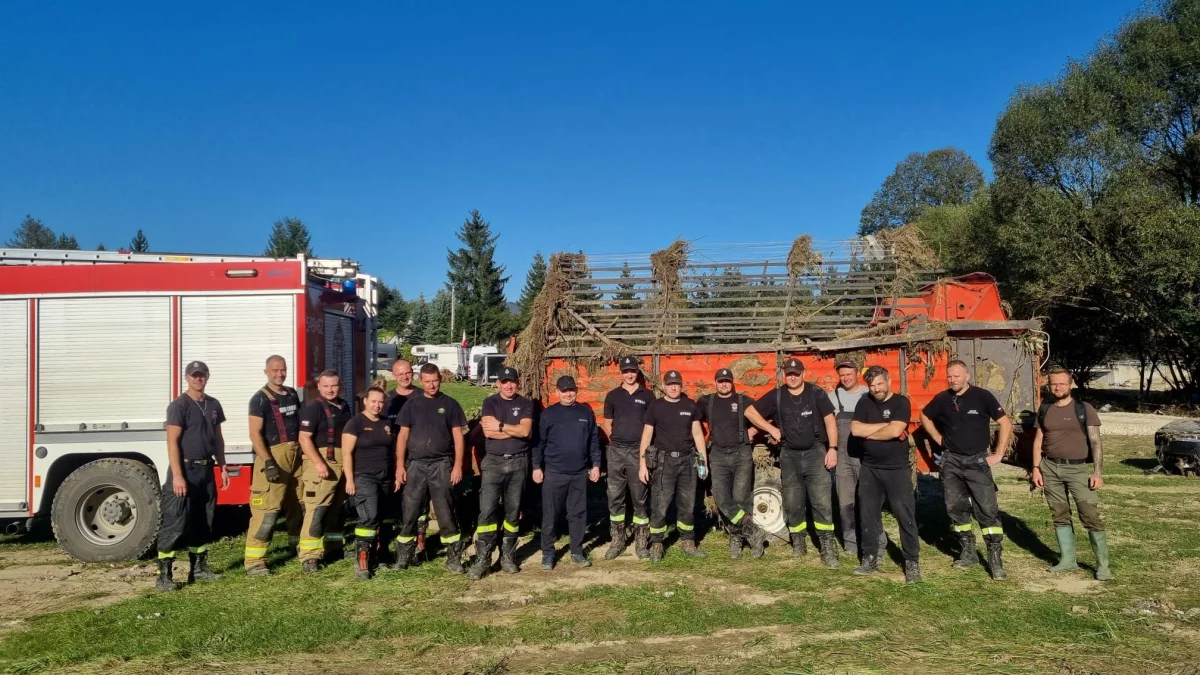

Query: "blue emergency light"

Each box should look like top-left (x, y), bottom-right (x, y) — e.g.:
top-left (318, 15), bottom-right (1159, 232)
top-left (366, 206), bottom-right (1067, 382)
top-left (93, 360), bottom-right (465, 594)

top-left (342, 279), bottom-right (357, 294)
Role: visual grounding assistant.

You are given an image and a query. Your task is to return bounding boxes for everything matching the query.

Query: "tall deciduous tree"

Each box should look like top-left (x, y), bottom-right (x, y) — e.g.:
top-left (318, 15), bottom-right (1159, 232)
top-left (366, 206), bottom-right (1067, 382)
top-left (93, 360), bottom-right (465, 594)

top-left (517, 252), bottom-right (547, 324)
top-left (445, 210), bottom-right (510, 343)
top-left (6, 215), bottom-right (60, 248)
top-left (264, 217), bottom-right (314, 258)
top-left (129, 229), bottom-right (150, 253)
top-left (858, 148), bottom-right (985, 235)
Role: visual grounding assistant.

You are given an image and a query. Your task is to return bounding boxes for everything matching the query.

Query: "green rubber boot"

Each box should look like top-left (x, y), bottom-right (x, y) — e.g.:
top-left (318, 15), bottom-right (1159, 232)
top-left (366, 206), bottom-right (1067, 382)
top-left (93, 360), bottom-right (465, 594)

top-left (1049, 526), bottom-right (1078, 572)
top-left (1089, 531), bottom-right (1112, 581)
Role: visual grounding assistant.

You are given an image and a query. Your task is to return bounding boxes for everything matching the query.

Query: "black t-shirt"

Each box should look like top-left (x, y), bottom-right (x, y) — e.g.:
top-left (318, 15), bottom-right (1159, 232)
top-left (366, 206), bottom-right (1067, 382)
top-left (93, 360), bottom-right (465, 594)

top-left (923, 386), bottom-right (1006, 455)
top-left (398, 392), bottom-right (468, 461)
top-left (248, 386), bottom-right (301, 446)
top-left (644, 396), bottom-right (700, 454)
top-left (481, 393), bottom-right (534, 455)
top-left (385, 388), bottom-right (417, 431)
top-left (166, 394), bottom-right (227, 460)
top-left (298, 398), bottom-right (353, 453)
top-left (852, 393), bottom-right (912, 469)
top-left (603, 385), bottom-right (655, 445)
top-left (698, 393), bottom-right (750, 448)
top-left (344, 413), bottom-right (394, 474)
top-left (751, 384), bottom-right (835, 450)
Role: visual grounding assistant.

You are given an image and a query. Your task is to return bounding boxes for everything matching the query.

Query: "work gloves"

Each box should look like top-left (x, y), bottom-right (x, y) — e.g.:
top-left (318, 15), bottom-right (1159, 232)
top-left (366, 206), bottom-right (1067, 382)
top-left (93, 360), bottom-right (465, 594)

top-left (262, 458), bottom-right (283, 483)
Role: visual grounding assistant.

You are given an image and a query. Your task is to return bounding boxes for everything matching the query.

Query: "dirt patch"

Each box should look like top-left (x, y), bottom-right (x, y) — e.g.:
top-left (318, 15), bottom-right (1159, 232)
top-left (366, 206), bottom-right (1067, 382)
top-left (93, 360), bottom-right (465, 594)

top-left (729, 354), bottom-right (771, 387)
top-left (1022, 576), bottom-right (1103, 595)
top-left (458, 567), bottom-right (645, 608)
top-left (0, 548), bottom-right (152, 630)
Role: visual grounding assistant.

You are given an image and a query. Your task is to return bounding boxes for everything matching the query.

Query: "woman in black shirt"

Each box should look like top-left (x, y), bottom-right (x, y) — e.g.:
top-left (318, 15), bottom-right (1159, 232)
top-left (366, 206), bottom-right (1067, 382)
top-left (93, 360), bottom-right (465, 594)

top-left (343, 386), bottom-right (394, 580)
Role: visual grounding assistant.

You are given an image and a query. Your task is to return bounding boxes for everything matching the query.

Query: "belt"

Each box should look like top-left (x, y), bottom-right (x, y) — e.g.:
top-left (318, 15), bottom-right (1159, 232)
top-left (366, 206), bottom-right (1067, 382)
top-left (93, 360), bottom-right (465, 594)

top-left (494, 453), bottom-right (527, 460)
top-left (666, 451), bottom-right (689, 458)
top-left (1044, 456), bottom-right (1088, 465)
top-left (183, 458), bottom-right (213, 465)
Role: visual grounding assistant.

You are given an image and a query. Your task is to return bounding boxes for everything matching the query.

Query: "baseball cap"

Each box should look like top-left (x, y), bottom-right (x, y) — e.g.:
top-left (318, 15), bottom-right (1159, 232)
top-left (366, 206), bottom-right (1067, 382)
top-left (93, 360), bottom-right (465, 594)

top-left (783, 358), bottom-right (805, 375)
top-left (663, 370), bottom-right (683, 385)
top-left (834, 359), bottom-right (858, 370)
top-left (619, 356), bottom-right (640, 372)
top-left (556, 375), bottom-right (577, 391)
top-left (185, 361), bottom-right (209, 377)
top-left (498, 366), bottom-right (519, 382)
top-left (715, 368), bottom-right (734, 382)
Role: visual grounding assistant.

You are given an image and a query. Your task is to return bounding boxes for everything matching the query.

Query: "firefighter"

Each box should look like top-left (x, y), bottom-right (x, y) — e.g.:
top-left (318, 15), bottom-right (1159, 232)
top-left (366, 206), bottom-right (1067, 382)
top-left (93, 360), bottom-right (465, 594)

top-left (468, 367), bottom-right (534, 580)
top-left (827, 359), bottom-right (878, 559)
top-left (601, 356), bottom-right (655, 560)
top-left (533, 376), bottom-right (602, 569)
top-left (697, 368), bottom-right (764, 559)
top-left (156, 361), bottom-right (230, 592)
top-left (296, 369), bottom-right (354, 572)
top-left (920, 359), bottom-right (1013, 581)
top-left (383, 359), bottom-right (419, 549)
top-left (243, 355), bottom-right (304, 576)
top-left (1032, 367), bottom-right (1110, 580)
top-left (744, 358), bottom-right (840, 568)
top-left (393, 363), bottom-right (469, 573)
top-left (343, 385), bottom-right (393, 580)
top-left (850, 366), bottom-right (921, 582)
top-left (638, 370), bottom-right (709, 561)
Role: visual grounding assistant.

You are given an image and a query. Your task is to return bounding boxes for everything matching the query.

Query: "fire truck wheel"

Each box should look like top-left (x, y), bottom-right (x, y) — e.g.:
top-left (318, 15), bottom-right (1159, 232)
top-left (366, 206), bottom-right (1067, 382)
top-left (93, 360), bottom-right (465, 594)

top-left (751, 472), bottom-right (789, 542)
top-left (52, 459), bottom-right (162, 563)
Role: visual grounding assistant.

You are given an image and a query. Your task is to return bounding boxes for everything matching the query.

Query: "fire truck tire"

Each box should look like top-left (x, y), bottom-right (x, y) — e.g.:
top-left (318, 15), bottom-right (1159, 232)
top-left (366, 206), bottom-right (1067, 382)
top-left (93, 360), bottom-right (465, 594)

top-left (51, 458), bottom-right (162, 563)
top-left (751, 469), bottom-right (789, 542)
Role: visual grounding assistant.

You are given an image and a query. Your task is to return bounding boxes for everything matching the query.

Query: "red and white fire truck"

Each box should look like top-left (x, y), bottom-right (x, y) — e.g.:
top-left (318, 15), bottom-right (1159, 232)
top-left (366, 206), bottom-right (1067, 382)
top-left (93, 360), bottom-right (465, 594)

top-left (0, 248), bottom-right (379, 562)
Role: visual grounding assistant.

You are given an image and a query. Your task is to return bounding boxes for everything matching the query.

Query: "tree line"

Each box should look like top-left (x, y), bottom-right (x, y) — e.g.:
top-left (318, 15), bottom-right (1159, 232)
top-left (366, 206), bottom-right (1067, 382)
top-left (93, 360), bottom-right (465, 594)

top-left (857, 0), bottom-right (1200, 396)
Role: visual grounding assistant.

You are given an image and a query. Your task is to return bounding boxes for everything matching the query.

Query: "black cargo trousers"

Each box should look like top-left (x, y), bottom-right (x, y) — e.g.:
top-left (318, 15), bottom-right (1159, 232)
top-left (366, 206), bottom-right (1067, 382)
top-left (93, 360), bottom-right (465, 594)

top-left (398, 457), bottom-right (461, 547)
top-left (780, 443), bottom-right (835, 537)
top-left (709, 445), bottom-right (753, 533)
top-left (941, 452), bottom-right (1004, 542)
top-left (650, 450), bottom-right (698, 544)
top-left (474, 453), bottom-right (529, 551)
top-left (157, 459), bottom-right (217, 557)
top-left (350, 469), bottom-right (392, 549)
top-left (606, 442), bottom-right (650, 530)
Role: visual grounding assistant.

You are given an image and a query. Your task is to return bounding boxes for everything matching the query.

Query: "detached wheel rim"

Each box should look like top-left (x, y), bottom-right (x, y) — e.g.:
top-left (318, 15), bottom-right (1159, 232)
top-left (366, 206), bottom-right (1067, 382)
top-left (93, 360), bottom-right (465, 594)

top-left (752, 485), bottom-right (786, 537)
top-left (76, 484), bottom-right (137, 546)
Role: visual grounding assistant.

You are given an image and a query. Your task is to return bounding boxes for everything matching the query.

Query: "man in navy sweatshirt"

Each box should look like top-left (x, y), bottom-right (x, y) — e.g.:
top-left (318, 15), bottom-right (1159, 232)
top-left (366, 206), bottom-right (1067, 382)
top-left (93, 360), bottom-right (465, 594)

top-left (534, 376), bottom-right (602, 570)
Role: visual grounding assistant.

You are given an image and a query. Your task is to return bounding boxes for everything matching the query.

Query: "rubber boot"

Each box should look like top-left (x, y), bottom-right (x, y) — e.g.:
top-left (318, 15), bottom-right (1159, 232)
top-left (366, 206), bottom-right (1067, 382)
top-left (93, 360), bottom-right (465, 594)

top-left (445, 540), bottom-right (466, 575)
top-left (649, 542), bottom-right (664, 563)
top-left (155, 557), bottom-right (176, 592)
top-left (729, 532), bottom-right (743, 559)
top-left (790, 532), bottom-right (807, 558)
top-left (1049, 526), bottom-right (1079, 572)
top-left (604, 524), bottom-right (627, 560)
top-left (391, 541), bottom-right (416, 571)
top-left (466, 541), bottom-right (492, 581)
top-left (746, 523), bottom-right (765, 559)
top-left (354, 539), bottom-right (372, 581)
top-left (953, 532), bottom-right (979, 569)
top-left (853, 554), bottom-right (879, 576)
top-left (681, 539), bottom-right (707, 558)
top-left (818, 532), bottom-right (840, 569)
top-left (500, 536), bottom-right (520, 574)
top-left (1089, 531), bottom-right (1112, 581)
top-left (189, 551), bottom-right (222, 582)
top-left (904, 559), bottom-right (923, 584)
top-left (634, 525), bottom-right (651, 560)
top-left (986, 540), bottom-right (1007, 581)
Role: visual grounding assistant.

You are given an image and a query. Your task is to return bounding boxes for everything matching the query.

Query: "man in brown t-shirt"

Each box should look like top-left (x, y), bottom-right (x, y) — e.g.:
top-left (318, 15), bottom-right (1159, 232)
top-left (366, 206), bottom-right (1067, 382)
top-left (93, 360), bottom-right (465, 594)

top-left (1032, 367), bottom-right (1110, 580)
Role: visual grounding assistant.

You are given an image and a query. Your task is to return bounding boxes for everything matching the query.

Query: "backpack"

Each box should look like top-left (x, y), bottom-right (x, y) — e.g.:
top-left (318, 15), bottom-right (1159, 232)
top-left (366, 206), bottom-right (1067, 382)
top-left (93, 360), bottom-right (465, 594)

top-left (706, 392), bottom-right (747, 447)
top-left (1037, 399), bottom-right (1093, 460)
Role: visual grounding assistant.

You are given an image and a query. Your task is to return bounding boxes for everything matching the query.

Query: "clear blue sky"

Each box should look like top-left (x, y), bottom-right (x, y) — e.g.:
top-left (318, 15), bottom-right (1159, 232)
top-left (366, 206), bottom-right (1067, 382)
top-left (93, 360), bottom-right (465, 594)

top-left (1, 1), bottom-right (1141, 301)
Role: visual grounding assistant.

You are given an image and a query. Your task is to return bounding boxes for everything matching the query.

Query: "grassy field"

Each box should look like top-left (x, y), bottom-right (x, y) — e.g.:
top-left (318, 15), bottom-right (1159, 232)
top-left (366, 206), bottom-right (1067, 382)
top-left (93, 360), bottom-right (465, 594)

top-left (1, 418), bottom-right (1198, 673)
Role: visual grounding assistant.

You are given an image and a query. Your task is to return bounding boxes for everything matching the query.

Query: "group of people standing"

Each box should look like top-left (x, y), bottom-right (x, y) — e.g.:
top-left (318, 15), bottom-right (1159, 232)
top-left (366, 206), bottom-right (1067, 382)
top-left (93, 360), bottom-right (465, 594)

top-left (153, 352), bottom-right (1112, 591)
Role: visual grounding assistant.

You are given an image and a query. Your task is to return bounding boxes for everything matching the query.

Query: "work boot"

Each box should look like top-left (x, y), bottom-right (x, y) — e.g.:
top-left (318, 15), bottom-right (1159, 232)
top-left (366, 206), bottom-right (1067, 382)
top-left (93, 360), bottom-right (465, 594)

top-left (853, 554), bottom-right (879, 576)
top-left (634, 525), bottom-right (651, 560)
top-left (445, 540), bottom-right (466, 575)
top-left (354, 540), bottom-right (372, 581)
top-left (746, 523), bottom-right (765, 559)
top-left (1089, 531), bottom-right (1112, 581)
top-left (500, 536), bottom-right (520, 574)
top-left (605, 524), bottom-right (627, 560)
top-left (904, 559), bottom-right (923, 584)
top-left (155, 557), bottom-right (176, 592)
top-left (571, 553), bottom-right (592, 568)
top-left (391, 541), bottom-right (416, 571)
top-left (1049, 526), bottom-right (1079, 572)
top-left (649, 542), bottom-right (664, 563)
top-left (818, 532), bottom-right (840, 569)
top-left (188, 551), bottom-right (222, 582)
top-left (541, 551), bottom-right (555, 570)
top-left (681, 539), bottom-right (707, 558)
top-left (986, 541), bottom-right (1007, 581)
top-left (729, 532), bottom-right (744, 559)
top-left (301, 559), bottom-right (319, 574)
top-left (246, 563), bottom-right (270, 577)
top-left (953, 532), bottom-right (979, 569)
top-left (466, 541), bottom-right (492, 581)
top-left (790, 532), bottom-right (808, 558)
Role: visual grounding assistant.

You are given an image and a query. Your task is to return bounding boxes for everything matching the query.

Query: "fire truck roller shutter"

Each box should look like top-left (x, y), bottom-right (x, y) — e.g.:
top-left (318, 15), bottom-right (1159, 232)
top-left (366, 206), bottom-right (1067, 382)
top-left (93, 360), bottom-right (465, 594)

top-left (325, 313), bottom-right (354, 394)
top-left (0, 300), bottom-right (29, 512)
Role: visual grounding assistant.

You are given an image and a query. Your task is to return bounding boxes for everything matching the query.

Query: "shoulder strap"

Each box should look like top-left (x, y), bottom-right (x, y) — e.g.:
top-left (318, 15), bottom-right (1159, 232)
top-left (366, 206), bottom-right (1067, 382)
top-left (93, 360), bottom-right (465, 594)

top-left (319, 400), bottom-right (336, 459)
top-left (776, 387), bottom-right (785, 442)
top-left (1037, 402), bottom-right (1051, 430)
top-left (738, 393), bottom-right (746, 445)
top-left (1075, 400), bottom-right (1093, 457)
top-left (834, 388), bottom-right (844, 414)
top-left (260, 387), bottom-right (290, 444)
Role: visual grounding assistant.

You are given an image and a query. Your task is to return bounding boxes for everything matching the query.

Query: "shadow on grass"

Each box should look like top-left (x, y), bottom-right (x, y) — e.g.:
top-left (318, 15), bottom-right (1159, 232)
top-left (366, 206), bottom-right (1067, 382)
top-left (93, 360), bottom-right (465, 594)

top-left (1121, 457), bottom-right (1160, 471)
top-left (999, 512), bottom-right (1057, 564)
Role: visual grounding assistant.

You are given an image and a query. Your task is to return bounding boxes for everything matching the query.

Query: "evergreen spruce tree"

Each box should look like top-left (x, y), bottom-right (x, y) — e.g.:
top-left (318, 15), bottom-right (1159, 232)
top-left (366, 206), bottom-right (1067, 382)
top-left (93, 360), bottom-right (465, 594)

top-left (445, 210), bottom-right (510, 343)
top-left (517, 252), bottom-right (547, 323)
top-left (129, 229), bottom-right (150, 252)
top-left (264, 217), bottom-right (314, 257)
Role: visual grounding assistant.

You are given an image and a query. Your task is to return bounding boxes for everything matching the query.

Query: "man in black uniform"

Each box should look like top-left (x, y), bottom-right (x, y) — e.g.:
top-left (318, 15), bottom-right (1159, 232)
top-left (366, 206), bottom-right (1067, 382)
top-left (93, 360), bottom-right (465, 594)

top-left (601, 356), bottom-right (655, 560)
top-left (638, 370), bottom-right (709, 561)
top-left (920, 359), bottom-right (1013, 580)
top-left (697, 368), bottom-right (764, 559)
top-left (745, 358), bottom-right (840, 568)
top-left (383, 359), bottom-right (419, 547)
top-left (851, 366), bottom-right (921, 583)
top-left (394, 363), bottom-right (469, 573)
top-left (468, 366), bottom-right (534, 580)
top-left (534, 376), bottom-right (602, 569)
top-left (157, 361), bottom-right (230, 592)
top-left (297, 370), bottom-right (354, 572)
top-left (244, 355), bottom-right (303, 576)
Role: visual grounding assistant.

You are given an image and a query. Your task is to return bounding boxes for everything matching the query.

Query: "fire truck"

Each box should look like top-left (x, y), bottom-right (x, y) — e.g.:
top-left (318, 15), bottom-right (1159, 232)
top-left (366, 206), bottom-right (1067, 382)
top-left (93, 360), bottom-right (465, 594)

top-left (0, 248), bottom-right (378, 562)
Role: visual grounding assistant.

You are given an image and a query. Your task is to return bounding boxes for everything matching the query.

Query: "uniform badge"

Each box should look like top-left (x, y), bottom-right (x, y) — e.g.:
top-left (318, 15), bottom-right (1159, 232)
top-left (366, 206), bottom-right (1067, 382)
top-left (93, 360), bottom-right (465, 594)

top-left (438, 408), bottom-right (445, 415)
